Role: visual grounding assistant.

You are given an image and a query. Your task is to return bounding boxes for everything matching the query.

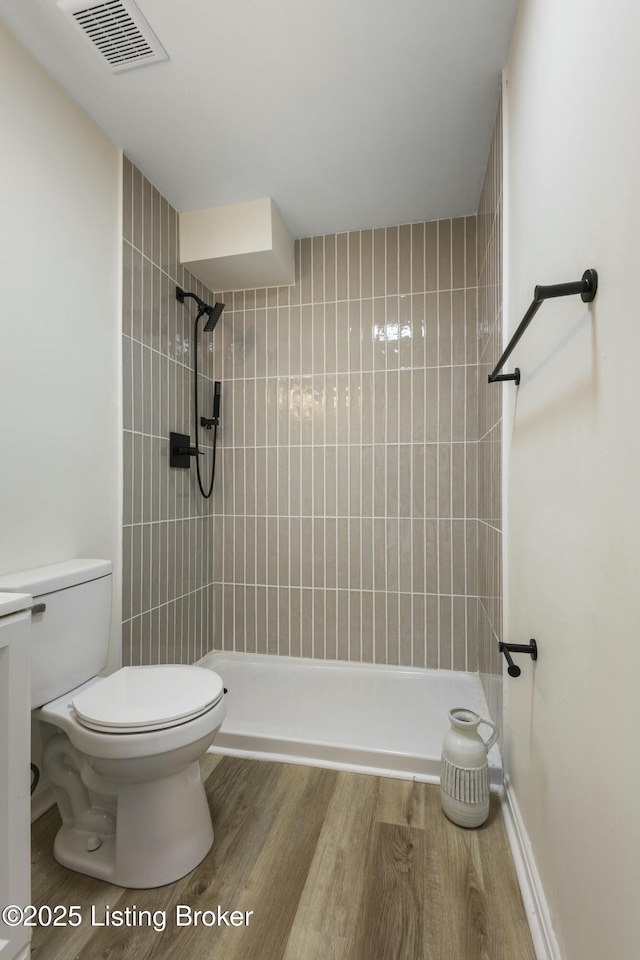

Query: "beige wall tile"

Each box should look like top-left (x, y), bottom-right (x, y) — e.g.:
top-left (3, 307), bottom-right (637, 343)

top-left (361, 591), bottom-right (374, 662)
top-left (425, 443), bottom-right (438, 518)
top-left (372, 298), bottom-right (386, 370)
top-left (336, 233), bottom-right (348, 301)
top-left (386, 226), bottom-right (398, 296)
top-left (347, 591), bottom-right (360, 661)
top-left (324, 234), bottom-right (336, 303)
top-left (289, 517), bottom-right (300, 587)
top-left (312, 235), bottom-right (324, 304)
top-left (398, 224), bottom-right (411, 294)
top-left (300, 518), bottom-right (313, 587)
top-left (386, 296), bottom-right (399, 370)
top-left (412, 447), bottom-right (425, 519)
top-left (374, 592), bottom-right (387, 662)
top-left (398, 445), bottom-right (411, 519)
top-left (361, 518), bottom-right (373, 590)
top-left (425, 292), bottom-right (438, 366)
top-left (412, 518), bottom-right (425, 593)
top-left (452, 596), bottom-right (467, 670)
top-left (438, 519), bottom-right (452, 595)
top-left (438, 219), bottom-right (451, 291)
top-left (361, 229), bottom-right (373, 298)
top-left (300, 237), bottom-right (312, 304)
top-left (411, 223), bottom-right (425, 294)
top-left (268, 586), bottom-right (278, 654)
top-left (451, 217), bottom-right (466, 290)
top-left (426, 595), bottom-right (439, 668)
top-left (398, 294), bottom-right (412, 369)
top-left (438, 291), bottom-right (452, 366)
top-left (348, 231), bottom-right (360, 300)
top-left (387, 592), bottom-right (399, 665)
top-left (289, 587), bottom-right (301, 656)
top-left (425, 366), bottom-right (438, 442)
top-left (438, 367), bottom-right (452, 442)
top-left (373, 227), bottom-right (386, 298)
top-left (412, 594), bottom-right (425, 667)
top-left (439, 595), bottom-right (452, 669)
top-left (425, 519), bottom-right (438, 593)
top-left (300, 589), bottom-right (313, 657)
top-left (438, 444), bottom-right (451, 518)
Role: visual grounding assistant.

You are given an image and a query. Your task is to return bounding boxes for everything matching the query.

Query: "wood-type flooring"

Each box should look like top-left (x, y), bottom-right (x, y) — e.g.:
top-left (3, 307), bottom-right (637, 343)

top-left (30, 755), bottom-right (536, 960)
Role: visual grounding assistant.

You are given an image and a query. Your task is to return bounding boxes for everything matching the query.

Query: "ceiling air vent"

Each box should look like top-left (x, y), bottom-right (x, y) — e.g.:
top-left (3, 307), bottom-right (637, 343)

top-left (57, 0), bottom-right (168, 73)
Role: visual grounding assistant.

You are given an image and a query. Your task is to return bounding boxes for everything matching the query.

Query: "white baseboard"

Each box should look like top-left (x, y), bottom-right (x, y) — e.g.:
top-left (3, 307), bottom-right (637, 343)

top-left (500, 777), bottom-right (563, 960)
top-left (31, 785), bottom-right (55, 823)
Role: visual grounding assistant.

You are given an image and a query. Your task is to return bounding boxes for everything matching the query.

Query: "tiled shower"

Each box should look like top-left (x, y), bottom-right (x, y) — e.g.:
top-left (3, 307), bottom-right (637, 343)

top-left (122, 98), bottom-right (503, 726)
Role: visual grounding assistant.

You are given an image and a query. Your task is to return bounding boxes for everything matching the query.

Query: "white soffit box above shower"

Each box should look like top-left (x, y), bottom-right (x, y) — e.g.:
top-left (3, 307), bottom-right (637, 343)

top-left (179, 198), bottom-right (295, 292)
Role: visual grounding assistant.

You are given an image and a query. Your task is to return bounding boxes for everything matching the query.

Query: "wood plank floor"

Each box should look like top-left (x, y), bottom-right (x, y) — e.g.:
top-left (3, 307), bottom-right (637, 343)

top-left (30, 756), bottom-right (536, 960)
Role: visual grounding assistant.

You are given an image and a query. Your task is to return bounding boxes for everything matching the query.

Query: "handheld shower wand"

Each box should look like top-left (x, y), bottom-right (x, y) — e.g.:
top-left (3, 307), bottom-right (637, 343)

top-left (201, 380), bottom-right (221, 430)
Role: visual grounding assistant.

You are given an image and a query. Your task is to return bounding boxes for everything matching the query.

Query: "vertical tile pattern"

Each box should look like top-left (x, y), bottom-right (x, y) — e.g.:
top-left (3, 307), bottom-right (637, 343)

top-left (212, 214), bottom-right (480, 669)
top-left (122, 158), bottom-right (221, 666)
top-left (476, 93), bottom-right (503, 731)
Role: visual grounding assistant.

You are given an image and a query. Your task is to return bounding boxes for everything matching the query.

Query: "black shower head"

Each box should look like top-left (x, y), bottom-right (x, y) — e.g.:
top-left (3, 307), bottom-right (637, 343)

top-left (203, 301), bottom-right (225, 332)
top-left (176, 286), bottom-right (225, 332)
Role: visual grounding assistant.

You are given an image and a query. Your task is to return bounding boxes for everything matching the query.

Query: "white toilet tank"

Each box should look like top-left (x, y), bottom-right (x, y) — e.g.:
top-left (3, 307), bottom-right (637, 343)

top-left (0, 559), bottom-right (112, 708)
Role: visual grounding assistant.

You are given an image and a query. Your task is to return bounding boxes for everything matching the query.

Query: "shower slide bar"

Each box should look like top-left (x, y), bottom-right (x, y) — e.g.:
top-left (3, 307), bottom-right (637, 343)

top-left (488, 268), bottom-right (598, 385)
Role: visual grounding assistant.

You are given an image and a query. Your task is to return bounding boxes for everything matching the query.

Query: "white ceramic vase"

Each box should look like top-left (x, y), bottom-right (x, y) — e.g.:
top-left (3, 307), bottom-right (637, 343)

top-left (440, 707), bottom-right (498, 828)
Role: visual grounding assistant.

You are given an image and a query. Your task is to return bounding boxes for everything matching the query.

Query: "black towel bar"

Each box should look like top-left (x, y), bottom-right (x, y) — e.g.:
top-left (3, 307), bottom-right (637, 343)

top-left (488, 269), bottom-right (598, 385)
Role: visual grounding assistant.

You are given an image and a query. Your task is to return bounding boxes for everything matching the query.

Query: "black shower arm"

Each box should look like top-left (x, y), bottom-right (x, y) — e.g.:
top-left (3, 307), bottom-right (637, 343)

top-left (176, 286), bottom-right (206, 310)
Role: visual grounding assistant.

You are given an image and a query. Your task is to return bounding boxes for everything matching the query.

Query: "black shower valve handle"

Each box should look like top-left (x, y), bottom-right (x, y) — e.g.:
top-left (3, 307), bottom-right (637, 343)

top-left (169, 432), bottom-right (205, 469)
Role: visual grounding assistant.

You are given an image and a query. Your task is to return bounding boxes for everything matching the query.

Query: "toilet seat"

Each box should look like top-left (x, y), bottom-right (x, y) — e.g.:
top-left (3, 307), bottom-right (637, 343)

top-left (72, 665), bottom-right (224, 733)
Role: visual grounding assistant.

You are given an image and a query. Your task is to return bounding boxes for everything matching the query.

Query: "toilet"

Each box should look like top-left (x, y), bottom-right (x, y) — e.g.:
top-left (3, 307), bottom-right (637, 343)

top-left (0, 559), bottom-right (226, 889)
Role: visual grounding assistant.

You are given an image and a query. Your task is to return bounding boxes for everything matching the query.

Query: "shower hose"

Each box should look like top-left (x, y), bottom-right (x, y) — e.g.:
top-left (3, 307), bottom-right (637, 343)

top-left (193, 317), bottom-right (218, 499)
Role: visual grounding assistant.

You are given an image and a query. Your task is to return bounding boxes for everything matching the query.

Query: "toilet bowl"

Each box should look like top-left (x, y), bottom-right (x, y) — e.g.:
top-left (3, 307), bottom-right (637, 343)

top-left (0, 560), bottom-right (227, 889)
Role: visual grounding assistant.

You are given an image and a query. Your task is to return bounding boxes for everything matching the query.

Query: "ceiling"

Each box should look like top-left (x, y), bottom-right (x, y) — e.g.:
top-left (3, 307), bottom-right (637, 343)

top-left (0, 0), bottom-right (518, 238)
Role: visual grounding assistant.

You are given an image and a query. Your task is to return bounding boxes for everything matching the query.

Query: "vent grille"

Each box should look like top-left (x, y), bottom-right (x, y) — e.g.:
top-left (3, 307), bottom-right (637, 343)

top-left (57, 0), bottom-right (168, 73)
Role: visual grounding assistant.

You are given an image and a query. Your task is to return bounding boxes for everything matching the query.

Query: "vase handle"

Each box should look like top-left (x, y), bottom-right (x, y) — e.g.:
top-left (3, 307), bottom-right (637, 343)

top-left (479, 717), bottom-right (498, 753)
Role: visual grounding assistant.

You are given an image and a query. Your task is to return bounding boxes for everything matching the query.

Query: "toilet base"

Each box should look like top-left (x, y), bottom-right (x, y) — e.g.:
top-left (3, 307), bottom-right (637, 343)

top-left (51, 758), bottom-right (214, 888)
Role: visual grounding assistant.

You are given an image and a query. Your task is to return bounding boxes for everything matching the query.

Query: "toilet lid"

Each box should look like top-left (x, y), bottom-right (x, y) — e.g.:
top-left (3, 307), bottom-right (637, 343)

top-left (72, 665), bottom-right (224, 733)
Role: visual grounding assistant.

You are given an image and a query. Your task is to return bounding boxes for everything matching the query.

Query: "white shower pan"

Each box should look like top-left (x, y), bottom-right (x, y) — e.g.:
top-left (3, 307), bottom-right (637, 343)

top-left (199, 652), bottom-right (502, 787)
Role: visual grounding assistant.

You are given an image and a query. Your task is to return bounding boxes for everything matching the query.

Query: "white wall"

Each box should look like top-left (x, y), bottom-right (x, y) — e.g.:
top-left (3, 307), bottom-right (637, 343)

top-left (503, 2), bottom-right (640, 959)
top-left (0, 22), bottom-right (122, 668)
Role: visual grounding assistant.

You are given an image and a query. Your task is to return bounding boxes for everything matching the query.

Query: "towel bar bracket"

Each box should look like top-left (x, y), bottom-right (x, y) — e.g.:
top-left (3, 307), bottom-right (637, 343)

top-left (580, 268), bottom-right (598, 302)
top-left (492, 368), bottom-right (520, 385)
top-left (499, 639), bottom-right (538, 678)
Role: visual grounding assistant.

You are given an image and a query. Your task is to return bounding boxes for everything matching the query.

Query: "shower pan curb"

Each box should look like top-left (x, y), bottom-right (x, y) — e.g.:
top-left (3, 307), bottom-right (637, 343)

top-left (200, 651), bottom-right (503, 788)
